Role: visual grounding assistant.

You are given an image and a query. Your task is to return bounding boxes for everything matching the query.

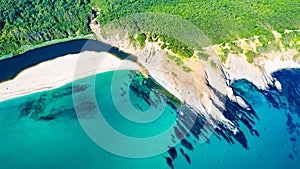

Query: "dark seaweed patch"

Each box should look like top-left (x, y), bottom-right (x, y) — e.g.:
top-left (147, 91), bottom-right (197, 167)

top-left (164, 157), bottom-right (174, 169)
top-left (289, 153), bottom-right (294, 160)
top-left (19, 99), bottom-right (35, 117)
top-left (180, 148), bottom-right (185, 155)
top-left (39, 114), bottom-right (55, 121)
top-left (180, 139), bottom-right (194, 151)
top-left (168, 147), bottom-right (177, 160)
top-left (19, 86), bottom-right (77, 121)
top-left (72, 84), bottom-right (89, 93)
top-left (135, 103), bottom-right (143, 111)
top-left (233, 130), bottom-right (249, 149)
top-left (215, 124), bottom-right (234, 145)
top-left (179, 147), bottom-right (191, 164)
top-left (184, 154), bottom-right (191, 164)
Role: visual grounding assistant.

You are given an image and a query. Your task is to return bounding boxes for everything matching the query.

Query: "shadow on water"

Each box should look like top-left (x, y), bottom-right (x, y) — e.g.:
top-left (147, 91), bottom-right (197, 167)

top-left (0, 39), bottom-right (137, 82)
top-left (226, 69), bottom-right (300, 161)
top-left (6, 38), bottom-right (300, 168)
top-left (271, 69), bottom-right (300, 160)
top-left (17, 67), bottom-right (300, 168)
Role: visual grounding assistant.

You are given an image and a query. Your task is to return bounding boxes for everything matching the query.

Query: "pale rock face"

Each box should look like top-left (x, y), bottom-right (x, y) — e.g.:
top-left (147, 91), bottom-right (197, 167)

top-left (226, 86), bottom-right (250, 110)
top-left (3, 24), bottom-right (297, 131)
top-left (90, 24), bottom-right (300, 129)
top-left (235, 96), bottom-right (250, 110)
top-left (274, 79), bottom-right (282, 92)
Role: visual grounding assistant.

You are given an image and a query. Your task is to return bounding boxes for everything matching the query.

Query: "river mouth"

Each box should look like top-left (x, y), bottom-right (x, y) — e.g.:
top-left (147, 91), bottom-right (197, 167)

top-left (0, 39), bottom-right (137, 82)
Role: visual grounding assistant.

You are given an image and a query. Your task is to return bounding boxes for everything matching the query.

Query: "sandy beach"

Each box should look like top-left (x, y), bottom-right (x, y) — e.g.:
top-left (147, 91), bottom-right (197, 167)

top-left (1, 23), bottom-right (299, 129)
top-left (0, 51), bottom-right (141, 102)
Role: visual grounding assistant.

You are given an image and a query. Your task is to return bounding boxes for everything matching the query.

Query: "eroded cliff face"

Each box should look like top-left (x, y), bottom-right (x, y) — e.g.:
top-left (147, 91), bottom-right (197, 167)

top-left (224, 50), bottom-right (300, 90)
top-left (91, 22), bottom-right (300, 131)
top-left (90, 23), bottom-right (234, 129)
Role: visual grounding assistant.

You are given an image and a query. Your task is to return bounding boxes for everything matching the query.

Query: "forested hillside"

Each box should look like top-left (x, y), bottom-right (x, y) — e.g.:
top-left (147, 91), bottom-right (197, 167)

top-left (0, 0), bottom-right (92, 57)
top-left (1, 0), bottom-right (299, 58)
top-left (92, 0), bottom-right (300, 44)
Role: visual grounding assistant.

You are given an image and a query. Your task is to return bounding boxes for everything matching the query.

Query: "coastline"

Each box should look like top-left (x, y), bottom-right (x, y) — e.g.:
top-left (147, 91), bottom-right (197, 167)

top-left (224, 48), bottom-right (300, 90)
top-left (89, 22), bottom-right (300, 127)
top-left (0, 51), bottom-right (141, 102)
top-left (0, 23), bottom-right (299, 129)
top-left (90, 22), bottom-right (234, 127)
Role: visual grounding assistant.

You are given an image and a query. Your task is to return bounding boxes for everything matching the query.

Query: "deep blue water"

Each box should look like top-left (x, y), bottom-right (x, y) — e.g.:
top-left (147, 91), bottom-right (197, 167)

top-left (0, 40), bottom-right (299, 168)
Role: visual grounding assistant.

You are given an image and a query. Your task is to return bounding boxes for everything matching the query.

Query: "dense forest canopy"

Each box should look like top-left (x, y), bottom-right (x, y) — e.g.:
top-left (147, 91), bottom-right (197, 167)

top-left (92, 0), bottom-right (300, 44)
top-left (1, 0), bottom-right (299, 58)
top-left (0, 0), bottom-right (92, 57)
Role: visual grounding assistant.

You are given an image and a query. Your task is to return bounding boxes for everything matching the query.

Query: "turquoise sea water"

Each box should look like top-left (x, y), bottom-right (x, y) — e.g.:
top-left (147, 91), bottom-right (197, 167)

top-left (0, 69), bottom-right (300, 169)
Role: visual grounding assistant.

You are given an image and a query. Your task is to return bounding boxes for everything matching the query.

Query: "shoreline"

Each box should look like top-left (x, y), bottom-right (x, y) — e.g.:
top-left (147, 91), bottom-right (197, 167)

top-left (0, 51), bottom-right (141, 102)
top-left (90, 22), bottom-right (235, 127)
top-left (224, 49), bottom-right (300, 90)
top-left (0, 25), bottom-right (299, 129)
top-left (89, 22), bottom-right (300, 127)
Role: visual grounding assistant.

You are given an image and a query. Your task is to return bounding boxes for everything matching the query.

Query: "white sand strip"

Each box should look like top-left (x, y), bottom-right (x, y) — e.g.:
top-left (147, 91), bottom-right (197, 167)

top-left (0, 51), bottom-right (141, 102)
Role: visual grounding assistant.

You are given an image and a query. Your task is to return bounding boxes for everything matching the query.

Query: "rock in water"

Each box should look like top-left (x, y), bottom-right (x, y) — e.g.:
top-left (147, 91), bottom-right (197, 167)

top-left (180, 148), bottom-right (185, 155)
top-left (165, 157), bottom-right (174, 169)
top-left (184, 154), bottom-right (191, 164)
top-left (168, 147), bottom-right (177, 160)
top-left (181, 139), bottom-right (194, 151)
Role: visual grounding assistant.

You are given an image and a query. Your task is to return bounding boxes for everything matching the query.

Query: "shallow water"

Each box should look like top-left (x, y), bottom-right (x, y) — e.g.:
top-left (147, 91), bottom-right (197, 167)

top-left (0, 69), bottom-right (300, 169)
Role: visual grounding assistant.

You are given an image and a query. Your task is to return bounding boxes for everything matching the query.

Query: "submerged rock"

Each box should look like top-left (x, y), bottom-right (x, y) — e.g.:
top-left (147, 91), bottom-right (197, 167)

top-left (168, 147), bottom-right (177, 160)
top-left (180, 139), bottom-right (194, 151)
top-left (165, 157), bottom-right (174, 169)
top-left (184, 154), bottom-right (191, 164)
